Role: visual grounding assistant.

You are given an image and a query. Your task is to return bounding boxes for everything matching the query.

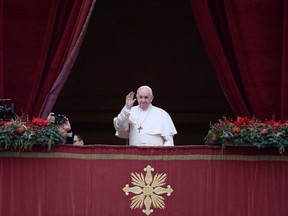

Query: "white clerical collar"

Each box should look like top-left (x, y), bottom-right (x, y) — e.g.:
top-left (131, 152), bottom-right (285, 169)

top-left (138, 104), bottom-right (152, 112)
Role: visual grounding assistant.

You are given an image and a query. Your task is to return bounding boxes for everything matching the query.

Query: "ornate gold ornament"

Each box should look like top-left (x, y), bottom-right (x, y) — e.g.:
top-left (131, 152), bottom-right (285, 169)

top-left (123, 165), bottom-right (173, 215)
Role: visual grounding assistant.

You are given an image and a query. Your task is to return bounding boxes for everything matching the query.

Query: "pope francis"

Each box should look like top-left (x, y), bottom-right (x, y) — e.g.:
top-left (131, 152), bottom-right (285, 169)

top-left (113, 85), bottom-right (177, 146)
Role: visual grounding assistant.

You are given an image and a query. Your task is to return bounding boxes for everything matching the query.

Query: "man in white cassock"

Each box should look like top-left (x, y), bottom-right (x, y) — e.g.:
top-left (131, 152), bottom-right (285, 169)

top-left (113, 85), bottom-right (177, 146)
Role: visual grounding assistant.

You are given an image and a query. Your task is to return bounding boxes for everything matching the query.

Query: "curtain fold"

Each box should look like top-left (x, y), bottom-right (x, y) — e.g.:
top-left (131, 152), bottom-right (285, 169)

top-left (281, 0), bottom-right (288, 119)
top-left (39, 0), bottom-right (96, 118)
top-left (0, 0), bottom-right (3, 97)
top-left (189, 0), bottom-right (287, 120)
top-left (188, 0), bottom-right (251, 118)
top-left (0, 0), bottom-right (95, 118)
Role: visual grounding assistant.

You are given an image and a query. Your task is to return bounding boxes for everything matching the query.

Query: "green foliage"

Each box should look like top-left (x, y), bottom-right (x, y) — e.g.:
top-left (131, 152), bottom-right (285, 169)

top-left (204, 116), bottom-right (288, 154)
top-left (0, 116), bottom-right (66, 151)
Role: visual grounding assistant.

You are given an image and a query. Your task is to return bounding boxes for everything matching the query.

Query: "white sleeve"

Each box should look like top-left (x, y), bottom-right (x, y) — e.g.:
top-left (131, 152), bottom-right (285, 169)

top-left (163, 135), bottom-right (174, 146)
top-left (113, 106), bottom-right (131, 137)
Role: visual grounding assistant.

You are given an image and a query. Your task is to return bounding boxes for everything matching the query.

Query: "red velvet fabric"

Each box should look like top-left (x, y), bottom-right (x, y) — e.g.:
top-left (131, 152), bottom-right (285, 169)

top-left (189, 0), bottom-right (288, 120)
top-left (2, 0), bottom-right (286, 121)
top-left (0, 0), bottom-right (94, 118)
top-left (0, 145), bottom-right (288, 216)
top-left (39, 0), bottom-right (96, 118)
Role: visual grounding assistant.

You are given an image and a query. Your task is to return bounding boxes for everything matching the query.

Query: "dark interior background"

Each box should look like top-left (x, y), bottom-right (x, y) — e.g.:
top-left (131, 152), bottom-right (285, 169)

top-left (53, 0), bottom-right (233, 145)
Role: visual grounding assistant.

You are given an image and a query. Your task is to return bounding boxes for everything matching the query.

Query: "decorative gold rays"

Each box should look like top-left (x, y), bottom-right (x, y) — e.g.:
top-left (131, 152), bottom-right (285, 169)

top-left (123, 165), bottom-right (173, 215)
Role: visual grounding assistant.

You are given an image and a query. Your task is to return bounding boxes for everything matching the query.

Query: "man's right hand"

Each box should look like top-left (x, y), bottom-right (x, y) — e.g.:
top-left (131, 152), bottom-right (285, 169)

top-left (125, 91), bottom-right (136, 109)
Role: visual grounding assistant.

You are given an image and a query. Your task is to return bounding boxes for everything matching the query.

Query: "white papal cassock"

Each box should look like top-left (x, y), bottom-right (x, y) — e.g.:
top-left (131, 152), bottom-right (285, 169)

top-left (113, 104), bottom-right (177, 146)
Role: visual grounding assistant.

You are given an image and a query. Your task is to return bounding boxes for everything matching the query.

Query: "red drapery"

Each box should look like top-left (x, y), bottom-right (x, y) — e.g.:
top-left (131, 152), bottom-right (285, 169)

top-left (1, 145), bottom-right (288, 216)
top-left (39, 0), bottom-right (96, 118)
top-left (2, 0), bottom-right (287, 121)
top-left (189, 0), bottom-right (288, 120)
top-left (0, 0), bottom-right (95, 118)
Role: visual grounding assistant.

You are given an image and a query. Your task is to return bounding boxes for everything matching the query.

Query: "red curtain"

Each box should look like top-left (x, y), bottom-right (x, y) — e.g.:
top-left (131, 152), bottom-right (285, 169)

top-left (189, 0), bottom-right (288, 120)
top-left (39, 0), bottom-right (96, 118)
top-left (0, 0), bottom-right (95, 118)
top-left (1, 145), bottom-right (288, 216)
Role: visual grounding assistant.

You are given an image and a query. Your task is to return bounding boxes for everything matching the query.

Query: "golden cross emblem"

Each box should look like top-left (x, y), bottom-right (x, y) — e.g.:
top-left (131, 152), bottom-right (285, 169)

top-left (123, 165), bottom-right (173, 215)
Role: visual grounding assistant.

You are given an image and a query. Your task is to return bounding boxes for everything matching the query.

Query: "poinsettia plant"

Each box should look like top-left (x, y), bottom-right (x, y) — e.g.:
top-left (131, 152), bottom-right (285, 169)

top-left (0, 115), bottom-right (66, 151)
top-left (204, 115), bottom-right (288, 153)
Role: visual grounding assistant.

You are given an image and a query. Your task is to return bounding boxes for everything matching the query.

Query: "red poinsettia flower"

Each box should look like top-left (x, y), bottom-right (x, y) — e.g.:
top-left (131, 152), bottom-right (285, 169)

top-left (30, 118), bottom-right (49, 128)
top-left (264, 118), bottom-right (281, 130)
top-left (233, 116), bottom-right (253, 127)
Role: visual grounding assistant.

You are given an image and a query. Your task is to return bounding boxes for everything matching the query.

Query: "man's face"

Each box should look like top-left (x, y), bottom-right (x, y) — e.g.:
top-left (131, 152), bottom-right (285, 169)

top-left (136, 88), bottom-right (153, 110)
top-left (73, 135), bottom-right (84, 145)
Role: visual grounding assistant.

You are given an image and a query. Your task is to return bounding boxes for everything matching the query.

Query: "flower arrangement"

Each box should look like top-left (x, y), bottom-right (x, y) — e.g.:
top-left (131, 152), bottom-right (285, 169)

top-left (0, 115), bottom-right (66, 151)
top-left (204, 115), bottom-right (288, 153)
